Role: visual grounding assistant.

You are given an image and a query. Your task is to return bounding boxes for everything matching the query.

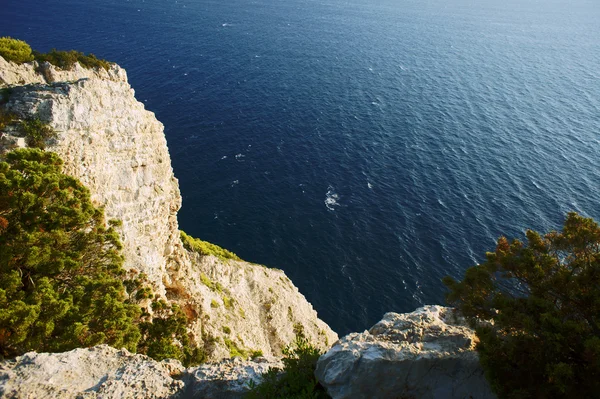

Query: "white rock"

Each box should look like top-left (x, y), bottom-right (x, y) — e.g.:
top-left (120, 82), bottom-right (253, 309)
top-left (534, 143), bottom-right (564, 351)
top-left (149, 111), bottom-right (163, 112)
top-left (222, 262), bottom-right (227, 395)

top-left (184, 356), bottom-right (283, 398)
top-left (315, 306), bottom-right (496, 399)
top-left (0, 345), bottom-right (185, 399)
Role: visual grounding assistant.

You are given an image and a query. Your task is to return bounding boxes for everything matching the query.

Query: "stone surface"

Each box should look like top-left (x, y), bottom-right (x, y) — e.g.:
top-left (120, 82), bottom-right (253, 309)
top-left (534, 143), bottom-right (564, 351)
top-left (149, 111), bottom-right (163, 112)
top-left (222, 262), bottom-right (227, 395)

top-left (315, 305), bottom-right (496, 399)
top-left (0, 56), bottom-right (337, 359)
top-left (182, 356), bottom-right (283, 399)
top-left (0, 345), bottom-right (185, 399)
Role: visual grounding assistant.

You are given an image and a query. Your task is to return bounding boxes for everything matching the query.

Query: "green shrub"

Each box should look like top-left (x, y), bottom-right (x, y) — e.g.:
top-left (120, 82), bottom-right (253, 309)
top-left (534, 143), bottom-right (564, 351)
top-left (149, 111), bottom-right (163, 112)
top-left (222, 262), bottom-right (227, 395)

top-left (0, 149), bottom-right (140, 357)
top-left (137, 299), bottom-right (205, 367)
top-left (181, 230), bottom-right (241, 261)
top-left (33, 49), bottom-right (111, 71)
top-left (444, 212), bottom-right (600, 398)
top-left (0, 37), bottom-right (33, 64)
top-left (19, 118), bottom-right (57, 149)
top-left (246, 335), bottom-right (329, 399)
top-left (0, 149), bottom-right (205, 367)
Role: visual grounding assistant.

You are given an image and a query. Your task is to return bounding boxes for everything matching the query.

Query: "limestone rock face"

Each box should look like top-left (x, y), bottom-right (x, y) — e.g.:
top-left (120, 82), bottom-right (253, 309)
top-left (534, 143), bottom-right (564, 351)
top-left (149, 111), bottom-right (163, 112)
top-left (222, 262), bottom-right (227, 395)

top-left (0, 345), bottom-right (185, 399)
top-left (315, 306), bottom-right (496, 399)
top-left (0, 345), bottom-right (283, 399)
top-left (183, 356), bottom-right (283, 399)
top-left (0, 56), bottom-right (336, 359)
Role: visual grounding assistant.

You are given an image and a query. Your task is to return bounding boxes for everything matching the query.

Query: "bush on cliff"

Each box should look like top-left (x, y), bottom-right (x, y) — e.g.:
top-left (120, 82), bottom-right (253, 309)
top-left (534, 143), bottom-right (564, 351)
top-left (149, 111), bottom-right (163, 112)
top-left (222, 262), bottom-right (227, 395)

top-left (0, 149), bottom-right (140, 357)
top-left (0, 37), bottom-right (34, 64)
top-left (0, 36), bottom-right (110, 70)
top-left (19, 118), bottom-right (57, 149)
top-left (444, 212), bottom-right (600, 398)
top-left (246, 335), bottom-right (329, 399)
top-left (33, 49), bottom-right (111, 71)
top-left (0, 149), bottom-right (205, 366)
top-left (181, 230), bottom-right (241, 261)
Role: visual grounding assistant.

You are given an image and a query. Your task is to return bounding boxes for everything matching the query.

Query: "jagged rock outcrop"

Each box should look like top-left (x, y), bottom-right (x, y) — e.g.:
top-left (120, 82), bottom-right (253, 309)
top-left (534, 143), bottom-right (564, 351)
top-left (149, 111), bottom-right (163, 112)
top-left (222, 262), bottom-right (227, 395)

top-left (0, 345), bottom-right (185, 399)
top-left (315, 305), bottom-right (496, 399)
top-left (0, 56), bottom-right (337, 359)
top-left (0, 345), bottom-right (283, 399)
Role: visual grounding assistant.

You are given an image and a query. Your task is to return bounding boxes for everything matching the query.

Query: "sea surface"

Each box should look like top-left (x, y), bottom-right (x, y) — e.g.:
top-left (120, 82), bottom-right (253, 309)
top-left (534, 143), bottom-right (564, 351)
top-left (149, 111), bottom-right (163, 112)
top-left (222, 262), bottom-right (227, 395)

top-left (2, 0), bottom-right (599, 335)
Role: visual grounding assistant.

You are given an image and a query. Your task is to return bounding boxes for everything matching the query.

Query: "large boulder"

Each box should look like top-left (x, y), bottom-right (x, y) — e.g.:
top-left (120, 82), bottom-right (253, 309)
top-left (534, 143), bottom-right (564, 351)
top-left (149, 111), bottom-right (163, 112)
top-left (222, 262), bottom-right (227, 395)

top-left (182, 356), bottom-right (283, 399)
top-left (315, 305), bottom-right (496, 399)
top-left (0, 345), bottom-right (185, 399)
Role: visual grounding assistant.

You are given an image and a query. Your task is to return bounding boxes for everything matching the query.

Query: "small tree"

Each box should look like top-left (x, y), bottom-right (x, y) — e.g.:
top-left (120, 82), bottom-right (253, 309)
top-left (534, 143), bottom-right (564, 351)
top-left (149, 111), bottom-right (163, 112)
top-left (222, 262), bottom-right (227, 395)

top-left (0, 149), bottom-right (140, 357)
top-left (444, 212), bottom-right (600, 398)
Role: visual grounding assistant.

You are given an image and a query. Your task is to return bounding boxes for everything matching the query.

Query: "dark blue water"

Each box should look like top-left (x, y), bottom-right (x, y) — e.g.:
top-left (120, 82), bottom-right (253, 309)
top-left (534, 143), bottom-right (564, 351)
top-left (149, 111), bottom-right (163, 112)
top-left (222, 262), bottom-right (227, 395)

top-left (3, 0), bottom-right (599, 335)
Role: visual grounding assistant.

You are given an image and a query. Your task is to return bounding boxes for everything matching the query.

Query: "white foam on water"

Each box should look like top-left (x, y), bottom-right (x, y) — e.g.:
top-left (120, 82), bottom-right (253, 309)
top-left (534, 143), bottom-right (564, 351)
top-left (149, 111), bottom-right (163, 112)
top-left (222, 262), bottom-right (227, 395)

top-left (325, 185), bottom-right (340, 211)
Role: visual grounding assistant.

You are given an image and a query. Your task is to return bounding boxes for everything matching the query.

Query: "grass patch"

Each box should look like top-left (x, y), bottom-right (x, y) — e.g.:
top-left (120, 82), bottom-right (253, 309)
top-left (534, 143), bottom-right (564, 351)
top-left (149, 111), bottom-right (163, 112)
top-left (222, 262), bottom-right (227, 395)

top-left (222, 326), bottom-right (231, 334)
top-left (181, 230), bottom-right (241, 261)
top-left (210, 299), bottom-right (219, 308)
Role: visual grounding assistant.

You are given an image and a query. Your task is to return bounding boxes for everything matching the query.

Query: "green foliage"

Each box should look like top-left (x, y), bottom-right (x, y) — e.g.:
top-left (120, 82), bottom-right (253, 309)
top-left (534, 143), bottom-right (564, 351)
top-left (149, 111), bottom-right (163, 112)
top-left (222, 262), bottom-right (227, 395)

top-left (250, 349), bottom-right (263, 359)
top-left (222, 326), bottom-right (231, 334)
top-left (137, 299), bottom-right (205, 367)
top-left (210, 299), bottom-right (219, 308)
top-left (223, 295), bottom-right (234, 310)
top-left (0, 149), bottom-right (140, 357)
top-left (444, 212), bottom-right (600, 398)
top-left (0, 109), bottom-right (17, 131)
top-left (19, 118), bottom-right (57, 149)
top-left (224, 337), bottom-right (248, 359)
top-left (123, 272), bottom-right (205, 367)
top-left (181, 230), bottom-right (241, 261)
top-left (200, 273), bottom-right (223, 292)
top-left (0, 37), bottom-right (34, 64)
top-left (33, 49), bottom-right (111, 71)
top-left (246, 335), bottom-right (329, 399)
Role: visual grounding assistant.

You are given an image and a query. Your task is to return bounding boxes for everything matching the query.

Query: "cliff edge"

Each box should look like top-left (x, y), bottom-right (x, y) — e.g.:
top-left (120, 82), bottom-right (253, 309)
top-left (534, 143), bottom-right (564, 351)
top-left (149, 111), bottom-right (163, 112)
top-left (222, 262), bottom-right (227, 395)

top-left (0, 55), bottom-right (337, 360)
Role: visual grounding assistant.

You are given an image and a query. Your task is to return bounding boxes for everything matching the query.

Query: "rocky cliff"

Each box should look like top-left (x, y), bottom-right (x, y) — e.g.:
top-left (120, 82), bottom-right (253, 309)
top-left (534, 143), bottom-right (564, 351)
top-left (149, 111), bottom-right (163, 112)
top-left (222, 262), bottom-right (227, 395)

top-left (0, 308), bottom-right (495, 399)
top-left (0, 56), bottom-right (495, 399)
top-left (0, 55), bottom-right (336, 360)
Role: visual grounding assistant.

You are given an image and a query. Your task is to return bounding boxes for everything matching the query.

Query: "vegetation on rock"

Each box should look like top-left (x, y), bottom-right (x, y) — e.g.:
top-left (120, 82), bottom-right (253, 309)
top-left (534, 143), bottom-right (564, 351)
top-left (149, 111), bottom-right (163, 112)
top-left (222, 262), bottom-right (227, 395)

top-left (181, 230), bottom-right (241, 261)
top-left (0, 149), bottom-right (140, 357)
top-left (0, 37), bottom-right (34, 64)
top-left (0, 37), bottom-right (110, 70)
top-left (33, 49), bottom-right (111, 71)
top-left (247, 335), bottom-right (329, 399)
top-left (18, 118), bottom-right (57, 149)
top-left (0, 149), bottom-right (204, 365)
top-left (444, 212), bottom-right (600, 398)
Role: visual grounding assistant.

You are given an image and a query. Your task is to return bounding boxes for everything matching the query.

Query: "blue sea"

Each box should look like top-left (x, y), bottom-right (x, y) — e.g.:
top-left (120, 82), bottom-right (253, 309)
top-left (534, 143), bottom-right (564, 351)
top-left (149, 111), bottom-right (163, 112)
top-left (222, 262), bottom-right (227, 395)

top-left (2, 0), bottom-right (599, 335)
